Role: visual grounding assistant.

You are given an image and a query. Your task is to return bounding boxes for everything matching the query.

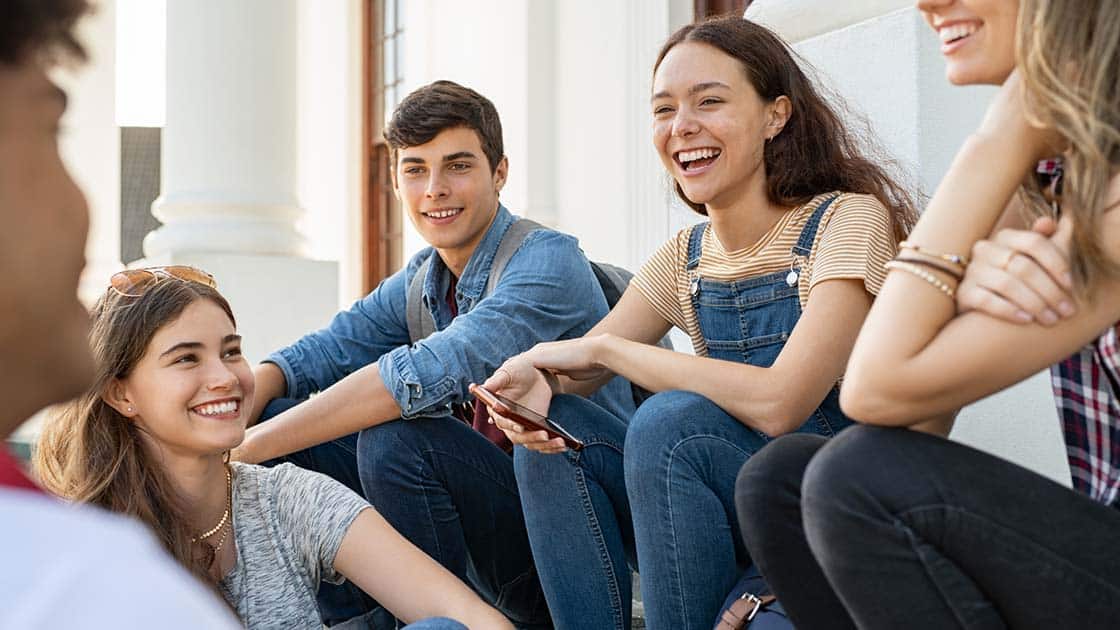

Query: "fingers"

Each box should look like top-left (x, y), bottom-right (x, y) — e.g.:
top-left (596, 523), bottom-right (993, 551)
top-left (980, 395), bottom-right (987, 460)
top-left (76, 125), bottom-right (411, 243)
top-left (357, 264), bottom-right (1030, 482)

top-left (482, 366), bottom-right (513, 392)
top-left (991, 227), bottom-right (1072, 290)
top-left (488, 411), bottom-right (566, 454)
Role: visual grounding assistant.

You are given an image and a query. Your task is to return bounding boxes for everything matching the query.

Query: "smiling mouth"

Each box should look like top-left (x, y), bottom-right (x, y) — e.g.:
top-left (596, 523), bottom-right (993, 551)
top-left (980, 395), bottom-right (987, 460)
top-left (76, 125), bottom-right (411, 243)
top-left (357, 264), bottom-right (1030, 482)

top-left (191, 399), bottom-right (241, 418)
top-left (423, 207), bottom-right (464, 220)
top-left (674, 147), bottom-right (722, 172)
top-left (939, 22), bottom-right (979, 47)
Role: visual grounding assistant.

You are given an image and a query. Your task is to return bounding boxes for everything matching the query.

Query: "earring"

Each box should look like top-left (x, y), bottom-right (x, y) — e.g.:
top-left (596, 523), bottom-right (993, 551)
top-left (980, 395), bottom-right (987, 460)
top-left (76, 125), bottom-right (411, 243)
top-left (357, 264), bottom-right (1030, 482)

top-left (127, 407), bottom-right (134, 413)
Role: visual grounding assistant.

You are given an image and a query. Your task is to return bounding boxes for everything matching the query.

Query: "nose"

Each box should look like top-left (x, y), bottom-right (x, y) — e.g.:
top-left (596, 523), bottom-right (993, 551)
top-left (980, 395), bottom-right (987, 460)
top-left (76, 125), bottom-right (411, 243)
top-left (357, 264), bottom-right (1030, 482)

top-left (205, 361), bottom-right (239, 392)
top-left (425, 171), bottom-right (450, 199)
top-left (915, 0), bottom-right (951, 12)
top-left (671, 108), bottom-right (700, 138)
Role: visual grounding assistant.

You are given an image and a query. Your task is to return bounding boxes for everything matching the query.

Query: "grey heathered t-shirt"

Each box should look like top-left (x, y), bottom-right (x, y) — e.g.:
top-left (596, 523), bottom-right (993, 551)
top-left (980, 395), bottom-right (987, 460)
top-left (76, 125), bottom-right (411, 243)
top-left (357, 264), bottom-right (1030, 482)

top-left (219, 462), bottom-right (369, 629)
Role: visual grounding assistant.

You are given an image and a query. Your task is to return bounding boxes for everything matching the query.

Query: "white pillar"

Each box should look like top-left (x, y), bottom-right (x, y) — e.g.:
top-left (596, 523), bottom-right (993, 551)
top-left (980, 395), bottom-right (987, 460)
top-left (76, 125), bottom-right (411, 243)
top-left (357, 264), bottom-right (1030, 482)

top-left (139, 0), bottom-right (337, 365)
top-left (746, 0), bottom-right (1069, 485)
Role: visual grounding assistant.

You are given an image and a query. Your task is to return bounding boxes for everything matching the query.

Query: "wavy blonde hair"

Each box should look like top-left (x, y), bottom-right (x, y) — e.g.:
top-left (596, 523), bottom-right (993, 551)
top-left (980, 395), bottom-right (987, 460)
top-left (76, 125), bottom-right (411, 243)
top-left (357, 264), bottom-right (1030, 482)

top-left (34, 280), bottom-right (236, 589)
top-left (1017, 0), bottom-right (1120, 294)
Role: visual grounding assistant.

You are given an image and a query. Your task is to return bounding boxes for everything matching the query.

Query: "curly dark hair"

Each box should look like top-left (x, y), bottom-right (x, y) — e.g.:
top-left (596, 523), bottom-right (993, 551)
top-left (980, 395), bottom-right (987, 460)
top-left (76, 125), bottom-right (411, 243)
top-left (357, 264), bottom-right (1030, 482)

top-left (0, 0), bottom-right (89, 65)
top-left (655, 16), bottom-right (918, 243)
top-left (385, 80), bottom-right (504, 174)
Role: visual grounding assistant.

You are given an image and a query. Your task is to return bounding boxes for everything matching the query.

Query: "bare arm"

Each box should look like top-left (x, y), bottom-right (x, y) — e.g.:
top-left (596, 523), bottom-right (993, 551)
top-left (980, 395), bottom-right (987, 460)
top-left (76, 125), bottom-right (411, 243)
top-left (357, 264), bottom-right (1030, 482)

top-left (842, 76), bottom-right (1120, 424)
top-left (334, 509), bottom-right (512, 629)
top-left (235, 364), bottom-right (400, 464)
top-left (246, 363), bottom-right (287, 427)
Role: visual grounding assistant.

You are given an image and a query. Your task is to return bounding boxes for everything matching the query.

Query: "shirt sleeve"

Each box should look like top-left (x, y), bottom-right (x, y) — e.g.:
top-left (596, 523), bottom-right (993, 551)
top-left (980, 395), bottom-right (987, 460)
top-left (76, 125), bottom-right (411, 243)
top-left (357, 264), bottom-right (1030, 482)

top-left (269, 463), bottom-right (370, 586)
top-left (265, 259), bottom-right (416, 400)
top-left (377, 229), bottom-right (610, 418)
top-left (809, 193), bottom-right (897, 297)
top-left (631, 229), bottom-right (689, 331)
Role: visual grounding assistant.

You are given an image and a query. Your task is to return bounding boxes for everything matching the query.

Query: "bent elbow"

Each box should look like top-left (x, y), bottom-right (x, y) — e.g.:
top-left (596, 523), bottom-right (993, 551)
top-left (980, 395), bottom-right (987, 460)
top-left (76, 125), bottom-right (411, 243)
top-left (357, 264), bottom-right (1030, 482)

top-left (840, 367), bottom-right (937, 427)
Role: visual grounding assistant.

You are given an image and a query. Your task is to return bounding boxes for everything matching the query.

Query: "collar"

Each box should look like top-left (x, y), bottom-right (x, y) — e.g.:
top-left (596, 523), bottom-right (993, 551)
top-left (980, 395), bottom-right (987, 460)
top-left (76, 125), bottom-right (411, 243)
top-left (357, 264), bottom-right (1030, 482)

top-left (0, 448), bottom-right (42, 493)
top-left (423, 204), bottom-right (516, 303)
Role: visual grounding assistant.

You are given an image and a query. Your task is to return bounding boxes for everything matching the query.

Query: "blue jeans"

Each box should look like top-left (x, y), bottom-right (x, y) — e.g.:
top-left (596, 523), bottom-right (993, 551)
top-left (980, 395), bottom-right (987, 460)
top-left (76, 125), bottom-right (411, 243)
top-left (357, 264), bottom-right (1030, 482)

top-left (264, 399), bottom-right (550, 629)
top-left (517, 391), bottom-right (841, 630)
top-left (357, 415), bottom-right (550, 629)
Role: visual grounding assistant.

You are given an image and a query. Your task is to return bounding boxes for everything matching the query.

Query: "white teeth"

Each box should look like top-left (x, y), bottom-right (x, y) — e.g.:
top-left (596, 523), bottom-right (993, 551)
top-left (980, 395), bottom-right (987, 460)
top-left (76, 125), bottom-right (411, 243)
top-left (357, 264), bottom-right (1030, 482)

top-left (676, 148), bottom-right (721, 164)
top-left (940, 23), bottom-right (977, 44)
top-left (427, 208), bottom-right (461, 219)
top-left (194, 400), bottom-right (239, 417)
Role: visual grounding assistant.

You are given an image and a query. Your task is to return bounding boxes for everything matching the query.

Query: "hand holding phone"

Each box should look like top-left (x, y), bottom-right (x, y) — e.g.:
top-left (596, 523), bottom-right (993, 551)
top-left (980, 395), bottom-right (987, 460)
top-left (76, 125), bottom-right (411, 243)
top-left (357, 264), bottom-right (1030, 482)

top-left (469, 383), bottom-right (584, 451)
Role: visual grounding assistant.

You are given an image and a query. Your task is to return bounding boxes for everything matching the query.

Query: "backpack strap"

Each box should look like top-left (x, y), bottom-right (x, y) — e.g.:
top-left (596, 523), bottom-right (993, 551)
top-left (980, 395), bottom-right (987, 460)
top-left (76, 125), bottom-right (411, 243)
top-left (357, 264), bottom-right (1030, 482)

top-left (406, 256), bottom-right (436, 344)
top-left (484, 218), bottom-right (546, 296)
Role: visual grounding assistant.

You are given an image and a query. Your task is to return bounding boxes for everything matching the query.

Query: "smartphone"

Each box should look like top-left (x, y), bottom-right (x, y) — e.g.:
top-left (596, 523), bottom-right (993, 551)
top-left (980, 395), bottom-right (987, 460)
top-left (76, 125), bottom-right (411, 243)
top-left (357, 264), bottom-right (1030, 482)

top-left (469, 383), bottom-right (585, 451)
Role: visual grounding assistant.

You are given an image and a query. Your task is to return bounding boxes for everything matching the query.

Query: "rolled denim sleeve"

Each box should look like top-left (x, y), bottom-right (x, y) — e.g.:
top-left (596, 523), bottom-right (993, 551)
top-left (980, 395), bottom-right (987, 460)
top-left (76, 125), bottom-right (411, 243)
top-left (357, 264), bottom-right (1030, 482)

top-left (265, 263), bottom-right (414, 400)
top-left (378, 230), bottom-right (606, 419)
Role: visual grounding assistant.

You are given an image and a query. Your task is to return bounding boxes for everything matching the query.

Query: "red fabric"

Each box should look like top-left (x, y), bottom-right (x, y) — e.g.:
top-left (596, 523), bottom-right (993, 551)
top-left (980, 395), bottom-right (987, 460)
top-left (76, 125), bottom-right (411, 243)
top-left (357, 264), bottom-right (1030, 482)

top-left (0, 449), bottom-right (42, 493)
top-left (446, 279), bottom-right (513, 453)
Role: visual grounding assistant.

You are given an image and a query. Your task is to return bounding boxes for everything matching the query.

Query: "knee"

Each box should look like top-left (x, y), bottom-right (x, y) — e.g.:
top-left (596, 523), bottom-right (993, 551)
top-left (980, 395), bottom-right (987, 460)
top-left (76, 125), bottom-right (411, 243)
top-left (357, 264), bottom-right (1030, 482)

top-left (356, 419), bottom-right (430, 480)
top-left (735, 434), bottom-right (826, 536)
top-left (623, 390), bottom-right (716, 485)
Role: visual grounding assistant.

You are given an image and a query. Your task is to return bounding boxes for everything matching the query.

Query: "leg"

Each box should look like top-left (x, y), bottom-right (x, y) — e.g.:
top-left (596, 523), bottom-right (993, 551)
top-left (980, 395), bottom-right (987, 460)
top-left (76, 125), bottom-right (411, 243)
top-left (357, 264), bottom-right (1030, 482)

top-left (624, 391), bottom-right (770, 630)
top-left (257, 398), bottom-right (380, 626)
top-left (358, 416), bottom-right (550, 628)
top-left (734, 433), bottom-right (856, 630)
top-left (804, 425), bottom-right (1120, 630)
top-left (400, 618), bottom-right (468, 630)
top-left (514, 394), bottom-right (634, 630)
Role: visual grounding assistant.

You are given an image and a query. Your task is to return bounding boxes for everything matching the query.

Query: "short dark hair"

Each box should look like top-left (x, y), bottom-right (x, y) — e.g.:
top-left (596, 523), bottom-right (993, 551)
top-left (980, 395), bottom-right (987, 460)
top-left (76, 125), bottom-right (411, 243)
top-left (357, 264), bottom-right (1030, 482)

top-left (385, 80), bottom-right (504, 173)
top-left (0, 0), bottom-right (89, 65)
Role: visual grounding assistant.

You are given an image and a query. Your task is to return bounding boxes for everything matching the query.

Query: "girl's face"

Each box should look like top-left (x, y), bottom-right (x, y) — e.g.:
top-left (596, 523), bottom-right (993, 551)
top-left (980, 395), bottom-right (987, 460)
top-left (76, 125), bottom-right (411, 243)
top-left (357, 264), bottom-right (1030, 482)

top-left (917, 0), bottom-right (1020, 85)
top-left (652, 42), bottom-right (787, 210)
top-left (114, 299), bottom-right (254, 459)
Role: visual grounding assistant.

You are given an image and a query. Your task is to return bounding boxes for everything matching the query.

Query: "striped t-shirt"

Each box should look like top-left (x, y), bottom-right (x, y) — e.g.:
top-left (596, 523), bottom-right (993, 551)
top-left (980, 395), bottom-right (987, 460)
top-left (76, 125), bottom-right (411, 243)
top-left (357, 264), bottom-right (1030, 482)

top-left (632, 192), bottom-right (896, 356)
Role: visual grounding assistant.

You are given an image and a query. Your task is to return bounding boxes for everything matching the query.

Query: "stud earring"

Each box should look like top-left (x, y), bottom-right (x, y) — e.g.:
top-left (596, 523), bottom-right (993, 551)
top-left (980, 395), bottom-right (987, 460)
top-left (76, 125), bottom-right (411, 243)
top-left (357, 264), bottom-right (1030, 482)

top-left (127, 407), bottom-right (134, 413)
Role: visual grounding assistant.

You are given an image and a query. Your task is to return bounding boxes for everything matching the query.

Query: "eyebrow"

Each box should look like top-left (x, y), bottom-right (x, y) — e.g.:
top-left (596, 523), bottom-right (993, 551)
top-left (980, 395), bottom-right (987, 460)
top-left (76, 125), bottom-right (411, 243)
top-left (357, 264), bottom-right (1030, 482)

top-left (159, 334), bottom-right (242, 359)
top-left (651, 81), bottom-right (732, 102)
top-left (443, 151), bottom-right (477, 162)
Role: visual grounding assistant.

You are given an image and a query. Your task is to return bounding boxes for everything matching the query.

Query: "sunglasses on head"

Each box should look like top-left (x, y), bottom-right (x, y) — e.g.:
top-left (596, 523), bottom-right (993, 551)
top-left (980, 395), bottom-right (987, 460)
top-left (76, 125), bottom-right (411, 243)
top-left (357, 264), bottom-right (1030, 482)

top-left (108, 266), bottom-right (217, 298)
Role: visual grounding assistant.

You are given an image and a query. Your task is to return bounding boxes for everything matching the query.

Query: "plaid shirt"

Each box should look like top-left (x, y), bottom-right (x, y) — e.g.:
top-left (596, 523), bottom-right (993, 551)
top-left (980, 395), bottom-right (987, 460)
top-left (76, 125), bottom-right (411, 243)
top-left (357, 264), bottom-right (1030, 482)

top-left (1052, 323), bottom-right (1120, 507)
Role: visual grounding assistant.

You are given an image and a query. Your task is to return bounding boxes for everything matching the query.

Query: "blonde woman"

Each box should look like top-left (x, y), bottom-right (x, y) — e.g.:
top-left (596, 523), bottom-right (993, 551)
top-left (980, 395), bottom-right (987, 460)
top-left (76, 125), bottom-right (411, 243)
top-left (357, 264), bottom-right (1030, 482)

top-left (735, 0), bottom-right (1120, 627)
top-left (35, 268), bottom-right (512, 630)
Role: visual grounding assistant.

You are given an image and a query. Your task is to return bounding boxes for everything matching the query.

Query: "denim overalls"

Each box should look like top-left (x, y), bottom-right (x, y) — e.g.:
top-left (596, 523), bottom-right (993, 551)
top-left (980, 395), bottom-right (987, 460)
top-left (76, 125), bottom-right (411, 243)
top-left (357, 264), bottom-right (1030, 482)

top-left (686, 193), bottom-right (853, 438)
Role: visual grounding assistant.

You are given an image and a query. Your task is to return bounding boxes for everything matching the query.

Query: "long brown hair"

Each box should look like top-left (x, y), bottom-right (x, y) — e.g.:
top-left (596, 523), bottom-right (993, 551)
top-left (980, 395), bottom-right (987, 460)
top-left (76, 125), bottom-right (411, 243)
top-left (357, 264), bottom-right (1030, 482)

top-left (654, 16), bottom-right (918, 242)
top-left (1018, 0), bottom-right (1120, 295)
top-left (35, 279), bottom-right (236, 586)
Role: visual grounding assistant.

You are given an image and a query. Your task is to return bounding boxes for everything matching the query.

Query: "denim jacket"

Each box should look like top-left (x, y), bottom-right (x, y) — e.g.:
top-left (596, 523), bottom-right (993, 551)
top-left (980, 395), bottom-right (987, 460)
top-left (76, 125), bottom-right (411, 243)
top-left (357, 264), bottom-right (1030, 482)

top-left (266, 205), bottom-right (635, 422)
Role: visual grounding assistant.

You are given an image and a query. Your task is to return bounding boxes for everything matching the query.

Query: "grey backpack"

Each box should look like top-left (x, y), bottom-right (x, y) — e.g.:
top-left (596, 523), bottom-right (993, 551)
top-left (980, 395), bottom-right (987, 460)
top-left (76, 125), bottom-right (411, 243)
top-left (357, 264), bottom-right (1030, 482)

top-left (405, 219), bottom-right (672, 405)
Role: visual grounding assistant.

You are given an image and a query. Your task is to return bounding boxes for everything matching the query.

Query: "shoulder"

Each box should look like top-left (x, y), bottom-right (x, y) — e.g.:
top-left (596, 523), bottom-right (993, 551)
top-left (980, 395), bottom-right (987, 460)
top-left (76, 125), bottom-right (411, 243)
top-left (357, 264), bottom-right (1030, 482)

top-left (819, 193), bottom-right (892, 236)
top-left (236, 462), bottom-right (362, 507)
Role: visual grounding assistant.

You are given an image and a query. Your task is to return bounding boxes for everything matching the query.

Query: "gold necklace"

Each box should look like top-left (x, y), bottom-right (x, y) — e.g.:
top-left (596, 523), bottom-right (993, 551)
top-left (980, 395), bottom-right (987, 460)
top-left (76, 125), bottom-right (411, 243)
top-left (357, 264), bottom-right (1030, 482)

top-left (192, 465), bottom-right (232, 543)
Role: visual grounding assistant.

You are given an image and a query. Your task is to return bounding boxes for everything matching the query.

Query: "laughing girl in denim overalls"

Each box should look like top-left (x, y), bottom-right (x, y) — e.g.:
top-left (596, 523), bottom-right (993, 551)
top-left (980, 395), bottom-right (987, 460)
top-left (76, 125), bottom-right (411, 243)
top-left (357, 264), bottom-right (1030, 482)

top-left (479, 17), bottom-right (917, 630)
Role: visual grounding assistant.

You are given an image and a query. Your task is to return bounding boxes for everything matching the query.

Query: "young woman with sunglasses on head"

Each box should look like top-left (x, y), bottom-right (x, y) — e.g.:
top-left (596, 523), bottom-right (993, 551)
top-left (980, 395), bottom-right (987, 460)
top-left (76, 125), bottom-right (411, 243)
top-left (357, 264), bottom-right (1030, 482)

top-left (34, 267), bottom-right (512, 630)
top-left (476, 16), bottom-right (920, 630)
top-left (735, 0), bottom-right (1120, 627)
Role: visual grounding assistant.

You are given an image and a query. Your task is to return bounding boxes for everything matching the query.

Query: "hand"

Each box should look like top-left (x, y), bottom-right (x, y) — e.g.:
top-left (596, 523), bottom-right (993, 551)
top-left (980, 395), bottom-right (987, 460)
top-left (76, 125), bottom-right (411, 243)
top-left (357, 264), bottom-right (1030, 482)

top-left (230, 430), bottom-right (264, 464)
top-left (976, 70), bottom-right (1064, 161)
top-left (481, 357), bottom-right (567, 454)
top-left (958, 216), bottom-right (1075, 325)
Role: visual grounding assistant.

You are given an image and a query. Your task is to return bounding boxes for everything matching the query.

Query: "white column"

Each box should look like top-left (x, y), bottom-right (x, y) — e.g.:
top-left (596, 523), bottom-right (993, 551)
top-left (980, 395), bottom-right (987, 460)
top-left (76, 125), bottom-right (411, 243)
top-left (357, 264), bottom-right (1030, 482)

top-left (747, 0), bottom-right (1069, 485)
top-left (145, 0), bottom-right (303, 257)
top-left (139, 0), bottom-right (337, 365)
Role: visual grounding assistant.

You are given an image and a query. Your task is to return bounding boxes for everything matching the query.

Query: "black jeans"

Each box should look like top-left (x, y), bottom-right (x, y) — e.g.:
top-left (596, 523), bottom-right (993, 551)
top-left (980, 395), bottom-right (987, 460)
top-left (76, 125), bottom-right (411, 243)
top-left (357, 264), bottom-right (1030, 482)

top-left (735, 426), bottom-right (1120, 630)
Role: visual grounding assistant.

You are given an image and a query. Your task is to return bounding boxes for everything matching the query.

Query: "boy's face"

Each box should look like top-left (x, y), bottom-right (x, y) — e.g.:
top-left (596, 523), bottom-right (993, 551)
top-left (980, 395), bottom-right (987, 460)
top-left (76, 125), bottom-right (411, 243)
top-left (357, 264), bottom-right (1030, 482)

top-left (0, 60), bottom-right (94, 429)
top-left (394, 126), bottom-right (508, 272)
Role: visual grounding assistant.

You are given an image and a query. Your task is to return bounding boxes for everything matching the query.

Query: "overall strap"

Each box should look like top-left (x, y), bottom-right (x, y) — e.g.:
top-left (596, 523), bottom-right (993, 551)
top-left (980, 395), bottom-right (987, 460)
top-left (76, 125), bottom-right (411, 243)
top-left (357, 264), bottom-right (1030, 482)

top-left (686, 222), bottom-right (708, 271)
top-left (406, 257), bottom-right (436, 343)
top-left (485, 218), bottom-right (546, 296)
top-left (790, 194), bottom-right (840, 258)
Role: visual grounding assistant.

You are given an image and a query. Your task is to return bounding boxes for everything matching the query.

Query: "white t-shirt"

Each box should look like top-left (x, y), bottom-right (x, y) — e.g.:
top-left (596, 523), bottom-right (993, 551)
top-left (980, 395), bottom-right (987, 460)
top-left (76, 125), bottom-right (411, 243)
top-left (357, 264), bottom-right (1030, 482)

top-left (0, 488), bottom-right (240, 630)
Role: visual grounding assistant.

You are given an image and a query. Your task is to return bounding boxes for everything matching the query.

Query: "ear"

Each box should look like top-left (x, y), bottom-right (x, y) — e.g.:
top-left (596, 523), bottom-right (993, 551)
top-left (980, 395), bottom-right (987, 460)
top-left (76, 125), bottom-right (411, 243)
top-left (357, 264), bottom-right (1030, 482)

top-left (766, 95), bottom-right (793, 139)
top-left (103, 378), bottom-right (138, 418)
top-left (493, 156), bottom-right (509, 193)
top-left (390, 166), bottom-right (402, 201)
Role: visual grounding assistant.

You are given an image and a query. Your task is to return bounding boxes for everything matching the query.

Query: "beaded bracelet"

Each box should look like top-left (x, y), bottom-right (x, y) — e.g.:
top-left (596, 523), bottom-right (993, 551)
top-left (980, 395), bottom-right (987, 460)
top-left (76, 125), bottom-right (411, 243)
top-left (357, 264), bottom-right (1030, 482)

top-left (884, 260), bottom-right (956, 299)
top-left (893, 255), bottom-right (964, 282)
top-left (898, 241), bottom-right (970, 267)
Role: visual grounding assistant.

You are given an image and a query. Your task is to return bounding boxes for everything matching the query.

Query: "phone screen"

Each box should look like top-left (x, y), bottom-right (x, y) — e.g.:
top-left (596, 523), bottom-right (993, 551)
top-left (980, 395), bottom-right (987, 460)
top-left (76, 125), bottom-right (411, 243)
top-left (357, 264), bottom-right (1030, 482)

top-left (469, 384), bottom-right (584, 450)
